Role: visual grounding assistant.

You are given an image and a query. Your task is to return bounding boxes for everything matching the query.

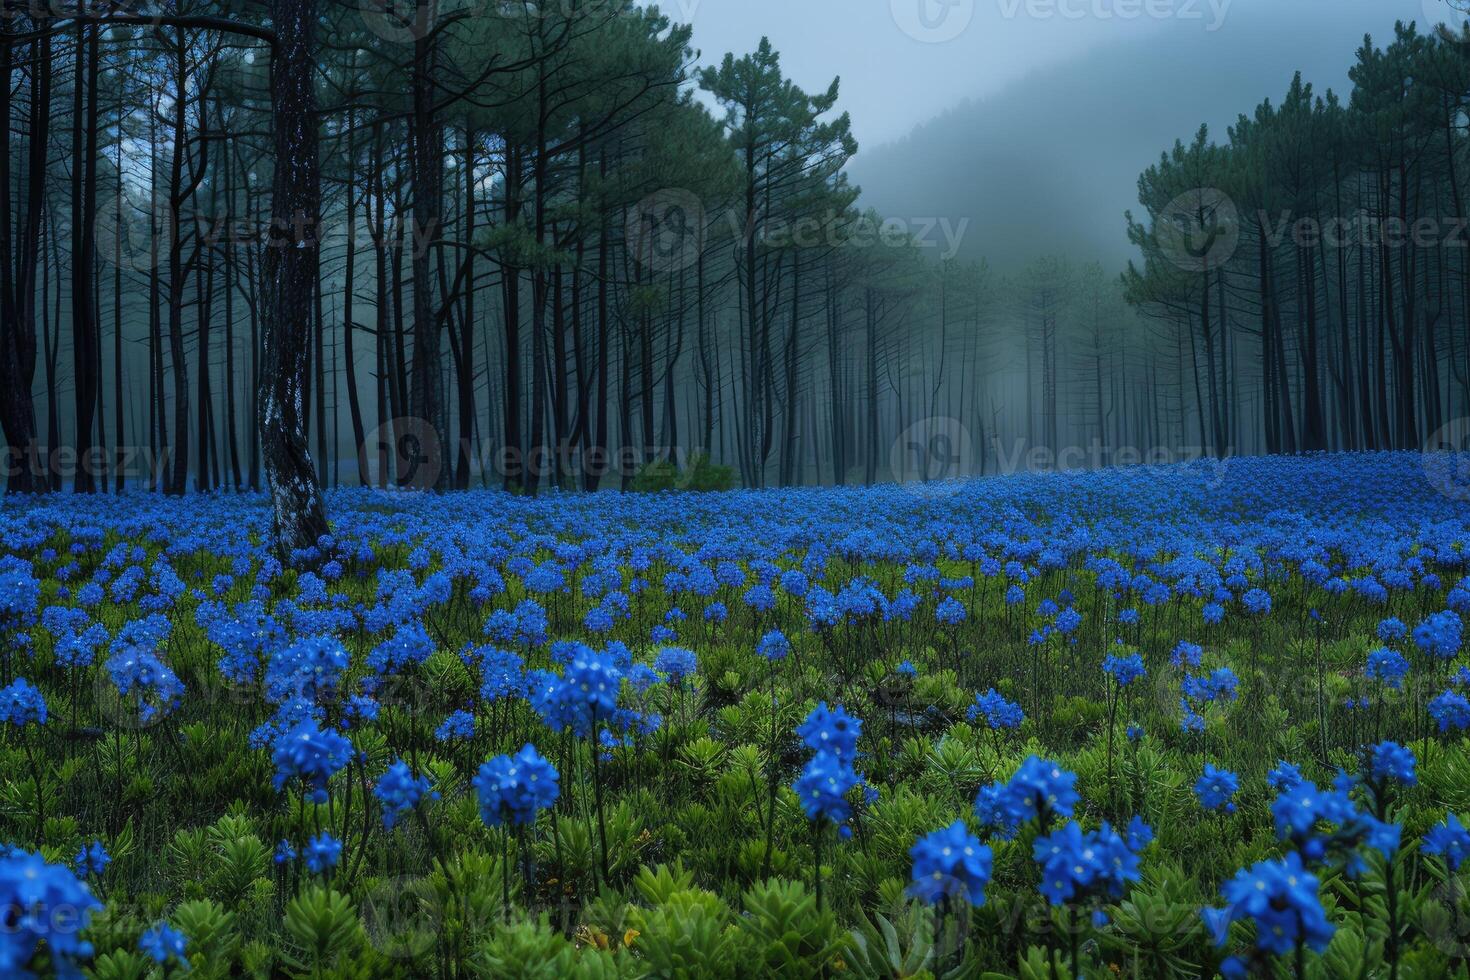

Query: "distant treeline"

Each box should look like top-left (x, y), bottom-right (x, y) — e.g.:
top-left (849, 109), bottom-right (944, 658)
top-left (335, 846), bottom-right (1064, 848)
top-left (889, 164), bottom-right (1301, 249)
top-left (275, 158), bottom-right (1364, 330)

top-left (1125, 21), bottom-right (1470, 458)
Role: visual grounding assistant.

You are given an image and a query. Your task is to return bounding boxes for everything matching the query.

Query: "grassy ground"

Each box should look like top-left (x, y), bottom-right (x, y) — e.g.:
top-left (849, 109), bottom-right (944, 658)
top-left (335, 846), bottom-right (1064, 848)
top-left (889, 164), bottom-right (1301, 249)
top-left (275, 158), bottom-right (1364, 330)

top-left (1, 451), bottom-right (1468, 977)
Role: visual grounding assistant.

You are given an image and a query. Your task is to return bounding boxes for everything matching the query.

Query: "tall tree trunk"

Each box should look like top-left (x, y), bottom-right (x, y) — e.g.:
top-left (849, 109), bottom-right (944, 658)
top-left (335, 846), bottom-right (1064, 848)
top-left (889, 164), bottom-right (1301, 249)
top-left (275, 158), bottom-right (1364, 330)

top-left (407, 17), bottom-right (446, 490)
top-left (453, 126), bottom-right (476, 489)
top-left (0, 22), bottom-right (48, 493)
top-left (260, 0), bottom-right (329, 557)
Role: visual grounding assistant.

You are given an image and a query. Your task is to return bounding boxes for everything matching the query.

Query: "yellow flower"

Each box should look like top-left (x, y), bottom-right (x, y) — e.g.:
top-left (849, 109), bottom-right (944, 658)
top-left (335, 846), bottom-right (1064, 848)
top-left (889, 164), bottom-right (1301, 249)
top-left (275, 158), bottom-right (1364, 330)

top-left (574, 925), bottom-right (610, 950)
top-left (622, 928), bottom-right (641, 948)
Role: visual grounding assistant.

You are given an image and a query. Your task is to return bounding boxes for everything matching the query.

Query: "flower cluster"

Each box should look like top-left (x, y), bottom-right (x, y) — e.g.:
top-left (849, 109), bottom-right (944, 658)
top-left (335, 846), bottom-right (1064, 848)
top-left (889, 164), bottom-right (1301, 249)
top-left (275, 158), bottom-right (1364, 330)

top-left (1413, 610), bottom-right (1463, 660)
top-left (974, 756), bottom-right (1079, 838)
top-left (907, 820), bottom-right (993, 906)
top-left (796, 702), bottom-right (861, 761)
top-left (1424, 813), bottom-right (1470, 870)
top-left (271, 720), bottom-right (354, 804)
top-left (1270, 776), bottom-right (1399, 873)
top-left (1194, 764), bottom-right (1239, 813)
top-left (139, 923), bottom-right (189, 966)
top-left (474, 743), bottom-right (560, 826)
top-left (1365, 648), bottom-right (1409, 689)
top-left (374, 760), bottom-right (438, 829)
top-left (1033, 817), bottom-right (1148, 905)
top-left (0, 849), bottom-right (101, 976)
top-left (967, 688), bottom-right (1024, 730)
top-left (1203, 852), bottom-right (1334, 969)
top-left (1103, 651), bottom-right (1146, 687)
top-left (0, 679), bottom-right (47, 727)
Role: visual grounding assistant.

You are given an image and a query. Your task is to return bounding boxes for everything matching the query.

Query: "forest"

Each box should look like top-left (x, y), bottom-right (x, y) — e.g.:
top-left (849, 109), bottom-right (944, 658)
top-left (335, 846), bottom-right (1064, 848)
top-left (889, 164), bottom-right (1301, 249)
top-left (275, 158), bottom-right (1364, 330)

top-left (1, 4), bottom-right (1467, 525)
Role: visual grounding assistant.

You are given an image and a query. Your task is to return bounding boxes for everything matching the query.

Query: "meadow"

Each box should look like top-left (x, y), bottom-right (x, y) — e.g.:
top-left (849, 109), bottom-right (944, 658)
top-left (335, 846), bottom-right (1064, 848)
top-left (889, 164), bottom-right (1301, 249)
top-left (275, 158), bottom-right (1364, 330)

top-left (2, 451), bottom-right (1469, 978)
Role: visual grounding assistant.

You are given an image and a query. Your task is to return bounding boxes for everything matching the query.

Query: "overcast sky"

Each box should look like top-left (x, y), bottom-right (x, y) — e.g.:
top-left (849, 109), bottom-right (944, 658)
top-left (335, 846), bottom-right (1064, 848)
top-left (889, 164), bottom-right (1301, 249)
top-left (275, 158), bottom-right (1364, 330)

top-left (668, 0), bottom-right (1444, 149)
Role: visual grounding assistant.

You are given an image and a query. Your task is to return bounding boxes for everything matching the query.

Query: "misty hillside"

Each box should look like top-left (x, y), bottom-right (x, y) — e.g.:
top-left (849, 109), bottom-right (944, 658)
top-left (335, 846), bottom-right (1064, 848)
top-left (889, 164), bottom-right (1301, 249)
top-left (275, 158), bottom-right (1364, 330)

top-left (847, 0), bottom-right (1431, 272)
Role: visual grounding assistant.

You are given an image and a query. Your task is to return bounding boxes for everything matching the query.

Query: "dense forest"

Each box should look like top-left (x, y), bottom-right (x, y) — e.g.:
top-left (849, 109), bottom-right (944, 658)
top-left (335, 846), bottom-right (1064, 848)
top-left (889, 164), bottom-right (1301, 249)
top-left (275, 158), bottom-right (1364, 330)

top-left (0, 5), bottom-right (1467, 510)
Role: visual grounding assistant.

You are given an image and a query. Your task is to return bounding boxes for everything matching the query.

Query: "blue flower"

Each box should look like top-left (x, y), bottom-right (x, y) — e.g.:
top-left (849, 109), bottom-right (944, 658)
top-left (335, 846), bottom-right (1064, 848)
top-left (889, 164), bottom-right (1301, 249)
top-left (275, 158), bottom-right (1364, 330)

top-left (1367, 741), bottom-right (1416, 786)
top-left (757, 629), bottom-right (790, 661)
top-left (1207, 852), bottom-right (1334, 956)
top-left (435, 710), bottom-right (475, 743)
top-left (1033, 820), bottom-right (1142, 905)
top-left (304, 833), bottom-right (342, 873)
top-left (1430, 690), bottom-right (1470, 731)
top-left (1269, 778), bottom-right (1396, 870)
top-left (779, 570), bottom-right (809, 597)
top-left (274, 840), bottom-right (296, 865)
top-left (1376, 618), bottom-right (1407, 643)
top-left (744, 584), bottom-right (776, 612)
top-left (1266, 761), bottom-right (1303, 792)
top-left (1171, 641), bottom-right (1203, 668)
top-left (1194, 764), bottom-right (1238, 813)
top-left (374, 759), bottom-right (438, 829)
top-left (796, 702), bottom-right (861, 762)
top-left (524, 561), bottom-right (566, 594)
top-left (0, 556), bottom-right (41, 630)
top-left (793, 750), bottom-right (857, 822)
top-left (1103, 652), bottom-right (1146, 687)
top-left (74, 840), bottom-right (110, 879)
top-left (936, 596), bottom-right (966, 626)
top-left (907, 820), bottom-right (993, 907)
top-left (1414, 610), bottom-right (1463, 659)
top-left (367, 622), bottom-right (434, 677)
top-left (654, 647), bottom-right (698, 684)
top-left (139, 923), bottom-right (188, 966)
top-left (1241, 589), bottom-right (1272, 615)
top-left (0, 679), bottom-right (46, 727)
top-left (478, 648), bottom-right (527, 702)
top-left (1365, 648), bottom-right (1409, 690)
top-left (1126, 815), bottom-right (1154, 850)
top-left (1055, 607), bottom-right (1083, 634)
top-left (1203, 602), bottom-right (1225, 624)
top-left (584, 606), bottom-right (615, 633)
top-left (1424, 813), bottom-right (1470, 871)
top-left (1183, 667), bottom-right (1239, 704)
top-left (967, 689), bottom-right (1024, 730)
top-left (271, 720), bottom-right (353, 804)
top-left (106, 646), bottom-right (185, 722)
top-left (474, 743), bottom-right (560, 826)
top-left (564, 649), bottom-right (624, 717)
top-left (264, 635), bottom-right (349, 705)
top-left (976, 756), bottom-right (1079, 836)
top-left (0, 849), bottom-right (100, 976)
